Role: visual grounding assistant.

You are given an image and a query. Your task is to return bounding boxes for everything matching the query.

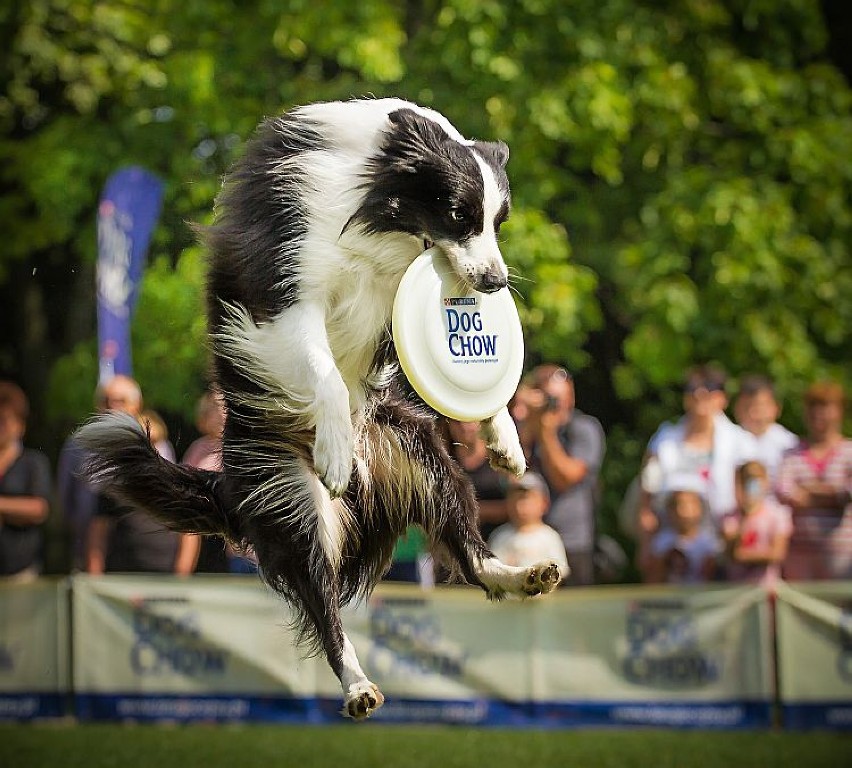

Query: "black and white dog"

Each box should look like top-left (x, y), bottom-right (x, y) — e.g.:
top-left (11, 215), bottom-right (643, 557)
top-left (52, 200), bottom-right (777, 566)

top-left (77, 98), bottom-right (562, 719)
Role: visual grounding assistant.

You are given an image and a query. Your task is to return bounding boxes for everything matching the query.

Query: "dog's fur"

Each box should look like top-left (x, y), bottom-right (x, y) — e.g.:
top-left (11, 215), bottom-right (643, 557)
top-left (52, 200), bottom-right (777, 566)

top-left (76, 98), bottom-right (562, 719)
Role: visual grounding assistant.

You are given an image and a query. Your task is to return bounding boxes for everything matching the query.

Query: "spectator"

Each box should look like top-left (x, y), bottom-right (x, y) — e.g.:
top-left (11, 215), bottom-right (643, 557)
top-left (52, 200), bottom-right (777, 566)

top-left (512, 365), bottom-right (605, 586)
top-left (182, 389), bottom-right (226, 471)
top-left (140, 409), bottom-right (175, 462)
top-left (641, 481), bottom-right (720, 584)
top-left (57, 384), bottom-right (108, 571)
top-left (86, 375), bottom-right (199, 575)
top-left (637, 364), bottom-right (757, 538)
top-left (0, 382), bottom-right (52, 582)
top-left (721, 460), bottom-right (792, 588)
top-left (445, 418), bottom-right (509, 541)
top-left (182, 389), bottom-right (255, 574)
top-left (733, 374), bottom-right (798, 487)
top-left (487, 471), bottom-right (569, 575)
top-left (777, 381), bottom-right (852, 581)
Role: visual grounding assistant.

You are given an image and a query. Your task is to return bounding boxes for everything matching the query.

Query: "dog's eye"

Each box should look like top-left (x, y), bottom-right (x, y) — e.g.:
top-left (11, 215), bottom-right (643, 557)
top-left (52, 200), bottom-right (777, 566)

top-left (449, 208), bottom-right (468, 223)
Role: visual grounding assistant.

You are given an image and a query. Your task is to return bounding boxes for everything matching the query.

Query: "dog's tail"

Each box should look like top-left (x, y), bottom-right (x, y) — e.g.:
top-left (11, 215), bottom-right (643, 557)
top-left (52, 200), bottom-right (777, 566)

top-left (75, 412), bottom-right (235, 539)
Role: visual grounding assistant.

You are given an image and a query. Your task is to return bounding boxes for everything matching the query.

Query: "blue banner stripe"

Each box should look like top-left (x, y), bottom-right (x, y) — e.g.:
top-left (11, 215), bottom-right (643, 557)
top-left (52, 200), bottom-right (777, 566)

top-left (0, 694), bottom-right (67, 721)
top-left (782, 704), bottom-right (852, 730)
top-left (72, 694), bottom-right (774, 728)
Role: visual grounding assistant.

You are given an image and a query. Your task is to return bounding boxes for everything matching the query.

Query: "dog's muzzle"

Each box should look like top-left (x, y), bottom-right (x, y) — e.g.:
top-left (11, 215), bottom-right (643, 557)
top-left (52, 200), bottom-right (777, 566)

top-left (473, 270), bottom-right (508, 294)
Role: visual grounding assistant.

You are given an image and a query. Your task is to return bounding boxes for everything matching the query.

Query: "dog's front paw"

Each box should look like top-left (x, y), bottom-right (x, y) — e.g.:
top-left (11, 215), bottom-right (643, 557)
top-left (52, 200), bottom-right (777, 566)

top-left (343, 682), bottom-right (384, 720)
top-left (486, 444), bottom-right (526, 477)
top-left (522, 560), bottom-right (564, 596)
top-left (481, 407), bottom-right (526, 477)
top-left (314, 419), bottom-right (354, 498)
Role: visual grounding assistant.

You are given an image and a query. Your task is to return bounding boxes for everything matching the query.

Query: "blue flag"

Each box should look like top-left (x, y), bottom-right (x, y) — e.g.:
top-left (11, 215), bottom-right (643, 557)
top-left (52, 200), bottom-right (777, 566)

top-left (96, 166), bottom-right (164, 383)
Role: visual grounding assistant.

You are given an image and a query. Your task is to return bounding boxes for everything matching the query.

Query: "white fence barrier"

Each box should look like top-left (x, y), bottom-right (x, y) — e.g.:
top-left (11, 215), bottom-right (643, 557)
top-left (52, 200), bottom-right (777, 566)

top-left (0, 579), bottom-right (68, 719)
top-left (2, 576), bottom-right (850, 728)
top-left (776, 582), bottom-right (852, 729)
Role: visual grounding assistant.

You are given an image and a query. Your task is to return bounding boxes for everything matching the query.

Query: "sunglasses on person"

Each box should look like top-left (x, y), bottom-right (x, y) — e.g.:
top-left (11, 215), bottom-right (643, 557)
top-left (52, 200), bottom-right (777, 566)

top-left (683, 381), bottom-right (725, 394)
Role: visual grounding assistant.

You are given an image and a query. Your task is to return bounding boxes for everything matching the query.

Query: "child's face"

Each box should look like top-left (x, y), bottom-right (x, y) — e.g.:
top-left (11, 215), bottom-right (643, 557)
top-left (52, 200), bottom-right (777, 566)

top-left (669, 491), bottom-right (703, 534)
top-left (735, 390), bottom-right (780, 434)
top-left (736, 473), bottom-right (767, 511)
top-left (507, 488), bottom-right (548, 527)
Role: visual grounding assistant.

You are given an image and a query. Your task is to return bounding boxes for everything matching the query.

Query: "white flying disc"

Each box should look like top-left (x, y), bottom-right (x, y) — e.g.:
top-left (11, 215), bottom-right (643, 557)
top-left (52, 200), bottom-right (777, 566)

top-left (392, 247), bottom-right (524, 421)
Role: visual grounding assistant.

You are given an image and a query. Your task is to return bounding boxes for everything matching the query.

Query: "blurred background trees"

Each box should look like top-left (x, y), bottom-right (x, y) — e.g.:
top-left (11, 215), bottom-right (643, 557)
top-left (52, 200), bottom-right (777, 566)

top-left (1, 0), bottom-right (850, 550)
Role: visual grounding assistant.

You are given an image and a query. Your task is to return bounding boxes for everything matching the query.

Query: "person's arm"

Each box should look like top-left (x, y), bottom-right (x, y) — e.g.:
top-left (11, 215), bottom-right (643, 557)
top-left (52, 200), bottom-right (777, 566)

top-left (174, 533), bottom-right (201, 576)
top-left (536, 420), bottom-right (589, 493)
top-left (535, 414), bottom-right (603, 495)
top-left (732, 528), bottom-right (791, 566)
top-left (86, 515), bottom-right (110, 574)
top-left (0, 495), bottom-right (49, 525)
top-left (0, 450), bottom-right (52, 525)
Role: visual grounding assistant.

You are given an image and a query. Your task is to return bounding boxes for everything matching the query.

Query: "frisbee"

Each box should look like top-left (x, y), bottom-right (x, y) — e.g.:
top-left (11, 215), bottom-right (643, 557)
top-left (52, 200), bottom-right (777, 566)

top-left (392, 247), bottom-right (524, 421)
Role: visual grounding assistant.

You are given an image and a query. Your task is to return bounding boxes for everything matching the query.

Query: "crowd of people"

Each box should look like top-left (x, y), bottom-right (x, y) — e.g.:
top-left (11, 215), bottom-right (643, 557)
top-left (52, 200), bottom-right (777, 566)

top-left (0, 364), bottom-right (849, 590)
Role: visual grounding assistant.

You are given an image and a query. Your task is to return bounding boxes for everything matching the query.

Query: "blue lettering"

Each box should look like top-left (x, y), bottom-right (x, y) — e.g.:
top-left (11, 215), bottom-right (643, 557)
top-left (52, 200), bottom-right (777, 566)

top-left (471, 312), bottom-right (482, 332)
top-left (446, 309), bottom-right (460, 333)
top-left (447, 333), bottom-right (498, 358)
top-left (449, 334), bottom-right (461, 356)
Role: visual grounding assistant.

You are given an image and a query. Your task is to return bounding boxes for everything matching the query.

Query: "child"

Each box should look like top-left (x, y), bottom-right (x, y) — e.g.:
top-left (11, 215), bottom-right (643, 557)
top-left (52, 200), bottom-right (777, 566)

top-left (722, 460), bottom-right (792, 588)
top-left (733, 375), bottom-right (797, 486)
top-left (642, 483), bottom-right (720, 584)
top-left (487, 472), bottom-right (569, 575)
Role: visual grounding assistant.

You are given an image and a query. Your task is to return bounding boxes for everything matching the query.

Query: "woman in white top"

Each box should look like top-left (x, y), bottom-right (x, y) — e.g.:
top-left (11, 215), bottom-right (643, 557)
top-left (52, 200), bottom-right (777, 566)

top-left (638, 365), bottom-right (758, 540)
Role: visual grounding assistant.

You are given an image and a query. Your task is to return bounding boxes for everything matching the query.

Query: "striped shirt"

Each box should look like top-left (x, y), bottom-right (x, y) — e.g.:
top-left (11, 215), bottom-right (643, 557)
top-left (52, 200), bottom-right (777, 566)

top-left (777, 439), bottom-right (852, 580)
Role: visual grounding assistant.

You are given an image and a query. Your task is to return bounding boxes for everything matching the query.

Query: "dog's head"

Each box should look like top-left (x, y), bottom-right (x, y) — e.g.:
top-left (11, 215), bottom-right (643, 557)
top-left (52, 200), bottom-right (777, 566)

top-left (349, 108), bottom-right (511, 293)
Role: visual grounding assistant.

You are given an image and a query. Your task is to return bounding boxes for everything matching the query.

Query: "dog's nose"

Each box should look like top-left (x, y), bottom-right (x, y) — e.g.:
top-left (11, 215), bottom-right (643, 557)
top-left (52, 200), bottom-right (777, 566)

top-left (475, 271), bottom-right (507, 293)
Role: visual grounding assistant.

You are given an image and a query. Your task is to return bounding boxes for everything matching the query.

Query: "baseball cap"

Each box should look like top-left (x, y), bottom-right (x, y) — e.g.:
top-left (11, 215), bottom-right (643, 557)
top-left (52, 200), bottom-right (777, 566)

top-left (508, 471), bottom-right (550, 501)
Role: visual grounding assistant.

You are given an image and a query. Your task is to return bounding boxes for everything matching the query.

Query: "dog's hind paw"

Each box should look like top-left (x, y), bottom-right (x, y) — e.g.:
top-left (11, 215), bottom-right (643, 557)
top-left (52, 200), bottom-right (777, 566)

top-left (343, 683), bottom-right (384, 720)
top-left (522, 560), bottom-right (564, 596)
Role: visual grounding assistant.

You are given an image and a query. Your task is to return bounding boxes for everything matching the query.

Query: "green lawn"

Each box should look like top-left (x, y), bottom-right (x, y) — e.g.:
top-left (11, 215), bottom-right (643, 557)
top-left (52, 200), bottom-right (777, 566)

top-left (2, 724), bottom-right (851, 768)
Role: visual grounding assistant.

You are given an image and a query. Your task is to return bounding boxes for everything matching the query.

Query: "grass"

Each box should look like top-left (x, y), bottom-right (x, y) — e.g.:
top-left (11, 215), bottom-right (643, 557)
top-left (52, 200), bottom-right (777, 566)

top-left (2, 724), bottom-right (851, 768)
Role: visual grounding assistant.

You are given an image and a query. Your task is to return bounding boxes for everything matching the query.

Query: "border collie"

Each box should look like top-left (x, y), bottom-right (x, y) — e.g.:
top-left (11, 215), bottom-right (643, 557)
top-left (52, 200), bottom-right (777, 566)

top-left (77, 98), bottom-right (563, 719)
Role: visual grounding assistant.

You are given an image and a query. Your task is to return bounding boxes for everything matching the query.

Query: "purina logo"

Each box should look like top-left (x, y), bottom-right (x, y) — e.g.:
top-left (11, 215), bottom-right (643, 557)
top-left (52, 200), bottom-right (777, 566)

top-left (444, 297), bottom-right (477, 307)
top-left (622, 600), bottom-right (722, 688)
top-left (129, 597), bottom-right (228, 677)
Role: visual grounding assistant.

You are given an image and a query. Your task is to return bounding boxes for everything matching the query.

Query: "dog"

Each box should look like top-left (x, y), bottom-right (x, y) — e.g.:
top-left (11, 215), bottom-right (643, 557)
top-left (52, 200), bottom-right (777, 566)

top-left (76, 98), bottom-right (563, 719)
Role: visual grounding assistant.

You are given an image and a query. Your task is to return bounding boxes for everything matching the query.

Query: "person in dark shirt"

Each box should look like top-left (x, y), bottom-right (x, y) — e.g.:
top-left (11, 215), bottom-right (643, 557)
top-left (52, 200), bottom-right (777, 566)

top-left (0, 381), bottom-right (52, 581)
top-left (86, 375), bottom-right (198, 575)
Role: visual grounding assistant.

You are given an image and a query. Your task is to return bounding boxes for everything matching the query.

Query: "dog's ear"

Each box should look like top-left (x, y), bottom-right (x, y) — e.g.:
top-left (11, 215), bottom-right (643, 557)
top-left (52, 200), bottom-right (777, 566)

top-left (474, 140), bottom-right (509, 169)
top-left (386, 108), bottom-right (453, 173)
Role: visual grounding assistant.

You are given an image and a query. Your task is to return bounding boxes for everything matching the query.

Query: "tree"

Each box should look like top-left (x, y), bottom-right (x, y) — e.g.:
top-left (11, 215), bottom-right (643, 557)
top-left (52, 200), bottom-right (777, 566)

top-left (2, 0), bottom-right (850, 564)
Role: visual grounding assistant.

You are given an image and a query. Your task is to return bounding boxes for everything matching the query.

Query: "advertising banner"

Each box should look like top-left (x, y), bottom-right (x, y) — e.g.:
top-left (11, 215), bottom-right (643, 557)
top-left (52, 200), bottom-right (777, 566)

top-left (776, 581), bottom-right (852, 729)
top-left (72, 575), bottom-right (329, 722)
top-left (0, 579), bottom-right (69, 720)
top-left (72, 577), bottom-right (772, 727)
top-left (96, 166), bottom-right (163, 382)
top-left (355, 584), bottom-right (773, 727)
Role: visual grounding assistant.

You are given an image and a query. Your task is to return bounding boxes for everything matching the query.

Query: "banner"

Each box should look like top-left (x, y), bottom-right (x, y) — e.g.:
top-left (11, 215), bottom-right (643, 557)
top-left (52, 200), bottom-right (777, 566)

top-left (0, 580), bottom-right (69, 720)
top-left (72, 575), bottom-right (332, 722)
top-left (776, 581), bottom-right (852, 729)
top-left (72, 577), bottom-right (772, 727)
top-left (96, 166), bottom-right (164, 382)
top-left (352, 584), bottom-right (773, 727)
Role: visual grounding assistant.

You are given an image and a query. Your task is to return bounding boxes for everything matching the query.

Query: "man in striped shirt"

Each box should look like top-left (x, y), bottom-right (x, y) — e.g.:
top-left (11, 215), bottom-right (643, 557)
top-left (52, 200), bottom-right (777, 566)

top-left (777, 381), bottom-right (852, 580)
